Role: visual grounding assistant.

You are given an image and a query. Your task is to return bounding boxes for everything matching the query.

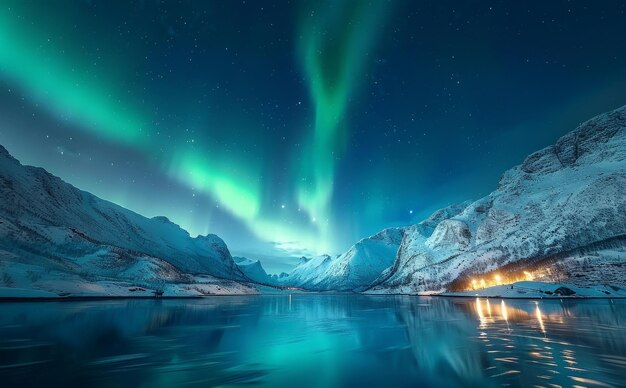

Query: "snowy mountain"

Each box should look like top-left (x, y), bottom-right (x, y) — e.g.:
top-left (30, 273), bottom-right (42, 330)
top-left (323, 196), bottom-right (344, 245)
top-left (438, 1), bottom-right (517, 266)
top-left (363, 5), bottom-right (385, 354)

top-left (269, 272), bottom-right (290, 282)
top-left (370, 105), bottom-right (626, 293)
top-left (281, 105), bottom-right (626, 293)
top-left (0, 145), bottom-right (254, 296)
top-left (233, 256), bottom-right (275, 285)
top-left (280, 227), bottom-right (406, 291)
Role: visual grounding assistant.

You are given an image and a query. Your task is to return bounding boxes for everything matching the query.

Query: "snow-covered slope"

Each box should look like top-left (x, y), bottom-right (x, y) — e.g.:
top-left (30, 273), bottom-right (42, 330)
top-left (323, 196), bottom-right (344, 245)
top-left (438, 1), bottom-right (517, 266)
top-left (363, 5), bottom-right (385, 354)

top-left (233, 256), bottom-right (275, 285)
top-left (370, 105), bottom-right (626, 293)
top-left (281, 228), bottom-right (406, 290)
top-left (281, 254), bottom-right (333, 288)
top-left (0, 145), bottom-right (253, 296)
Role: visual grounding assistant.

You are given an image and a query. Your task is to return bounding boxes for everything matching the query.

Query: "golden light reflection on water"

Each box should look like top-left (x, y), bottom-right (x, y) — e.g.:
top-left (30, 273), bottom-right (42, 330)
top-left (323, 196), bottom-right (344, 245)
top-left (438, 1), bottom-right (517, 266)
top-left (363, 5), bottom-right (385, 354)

top-left (536, 303), bottom-right (546, 334)
top-left (465, 299), bottom-right (619, 388)
top-left (473, 298), bottom-right (553, 329)
top-left (475, 298), bottom-right (486, 328)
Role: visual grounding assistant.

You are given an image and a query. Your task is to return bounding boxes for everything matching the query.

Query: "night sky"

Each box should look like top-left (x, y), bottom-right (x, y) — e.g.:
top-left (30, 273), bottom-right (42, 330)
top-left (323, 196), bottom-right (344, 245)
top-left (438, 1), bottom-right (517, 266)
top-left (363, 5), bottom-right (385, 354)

top-left (1, 1), bottom-right (626, 273)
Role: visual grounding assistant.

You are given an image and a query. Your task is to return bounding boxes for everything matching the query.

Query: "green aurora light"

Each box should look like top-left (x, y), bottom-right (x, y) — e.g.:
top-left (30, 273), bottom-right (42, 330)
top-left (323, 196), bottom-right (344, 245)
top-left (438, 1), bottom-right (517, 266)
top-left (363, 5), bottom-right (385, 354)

top-left (295, 1), bottom-right (390, 242)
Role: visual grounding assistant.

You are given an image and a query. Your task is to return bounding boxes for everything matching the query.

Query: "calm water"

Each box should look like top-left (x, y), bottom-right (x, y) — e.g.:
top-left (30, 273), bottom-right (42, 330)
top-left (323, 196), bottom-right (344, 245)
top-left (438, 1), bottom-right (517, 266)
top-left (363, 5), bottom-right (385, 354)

top-left (1, 295), bottom-right (625, 387)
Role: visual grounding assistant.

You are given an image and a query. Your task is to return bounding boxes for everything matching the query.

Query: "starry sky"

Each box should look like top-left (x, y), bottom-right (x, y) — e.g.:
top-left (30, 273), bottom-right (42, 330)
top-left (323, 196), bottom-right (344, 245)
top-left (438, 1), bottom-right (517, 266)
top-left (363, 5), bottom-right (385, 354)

top-left (1, 1), bottom-right (626, 273)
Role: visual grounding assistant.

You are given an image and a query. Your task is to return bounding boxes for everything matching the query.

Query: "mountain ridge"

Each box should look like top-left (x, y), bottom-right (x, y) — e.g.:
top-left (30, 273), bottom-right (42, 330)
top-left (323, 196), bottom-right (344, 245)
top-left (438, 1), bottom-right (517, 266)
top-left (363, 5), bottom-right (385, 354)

top-left (0, 144), bottom-right (255, 296)
top-left (374, 104), bottom-right (626, 293)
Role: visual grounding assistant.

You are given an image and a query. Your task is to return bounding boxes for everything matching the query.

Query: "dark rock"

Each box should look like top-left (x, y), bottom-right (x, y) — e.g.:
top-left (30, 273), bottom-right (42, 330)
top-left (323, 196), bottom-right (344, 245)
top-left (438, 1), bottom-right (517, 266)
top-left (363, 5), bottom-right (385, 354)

top-left (553, 287), bottom-right (576, 296)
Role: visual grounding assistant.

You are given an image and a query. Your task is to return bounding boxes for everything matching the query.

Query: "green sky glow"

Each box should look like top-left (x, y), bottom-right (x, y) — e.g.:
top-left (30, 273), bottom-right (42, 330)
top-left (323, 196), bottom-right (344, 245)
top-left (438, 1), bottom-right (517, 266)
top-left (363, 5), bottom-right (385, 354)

top-left (0, 2), bottom-right (391, 257)
top-left (295, 1), bottom-right (390, 244)
top-left (0, 4), bottom-right (355, 256)
top-left (168, 151), bottom-right (262, 220)
top-left (0, 8), bottom-right (270, 248)
top-left (0, 11), bottom-right (145, 144)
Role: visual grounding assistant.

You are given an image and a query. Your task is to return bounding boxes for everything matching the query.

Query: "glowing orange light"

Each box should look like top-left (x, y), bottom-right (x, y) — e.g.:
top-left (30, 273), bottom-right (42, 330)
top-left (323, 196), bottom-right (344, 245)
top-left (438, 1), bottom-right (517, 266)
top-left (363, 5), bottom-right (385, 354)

top-left (463, 268), bottom-right (554, 292)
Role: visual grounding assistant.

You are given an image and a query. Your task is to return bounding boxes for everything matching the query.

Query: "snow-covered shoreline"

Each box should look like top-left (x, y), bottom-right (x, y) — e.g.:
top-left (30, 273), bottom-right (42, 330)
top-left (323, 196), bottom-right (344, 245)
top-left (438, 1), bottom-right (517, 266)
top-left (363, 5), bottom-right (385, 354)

top-left (440, 281), bottom-right (626, 299)
top-left (3, 281), bottom-right (626, 301)
top-left (0, 279), bottom-right (260, 299)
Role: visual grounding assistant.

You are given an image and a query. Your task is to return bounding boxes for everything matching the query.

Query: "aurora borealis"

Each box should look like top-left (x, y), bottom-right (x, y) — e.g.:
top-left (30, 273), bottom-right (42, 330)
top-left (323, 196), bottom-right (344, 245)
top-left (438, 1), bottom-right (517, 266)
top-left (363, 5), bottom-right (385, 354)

top-left (1, 1), bottom-right (626, 272)
top-left (295, 0), bottom-right (390, 245)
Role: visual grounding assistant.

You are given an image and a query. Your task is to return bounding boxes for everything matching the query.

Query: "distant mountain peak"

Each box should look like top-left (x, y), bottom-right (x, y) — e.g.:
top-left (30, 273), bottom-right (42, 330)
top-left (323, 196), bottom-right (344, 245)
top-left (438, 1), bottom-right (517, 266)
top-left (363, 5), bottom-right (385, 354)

top-left (233, 256), bottom-right (272, 284)
top-left (152, 215), bottom-right (173, 223)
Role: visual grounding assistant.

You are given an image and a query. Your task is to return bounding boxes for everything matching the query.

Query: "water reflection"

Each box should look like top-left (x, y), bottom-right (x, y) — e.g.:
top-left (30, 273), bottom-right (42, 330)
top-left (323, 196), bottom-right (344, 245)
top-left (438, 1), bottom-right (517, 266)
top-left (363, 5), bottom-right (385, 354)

top-left (535, 303), bottom-right (546, 334)
top-left (0, 296), bottom-right (624, 387)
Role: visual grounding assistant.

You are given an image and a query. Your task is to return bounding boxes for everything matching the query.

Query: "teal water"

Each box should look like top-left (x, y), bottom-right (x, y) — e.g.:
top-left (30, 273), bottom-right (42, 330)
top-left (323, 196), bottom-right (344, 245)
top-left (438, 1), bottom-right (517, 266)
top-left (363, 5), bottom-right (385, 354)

top-left (0, 295), bottom-right (625, 387)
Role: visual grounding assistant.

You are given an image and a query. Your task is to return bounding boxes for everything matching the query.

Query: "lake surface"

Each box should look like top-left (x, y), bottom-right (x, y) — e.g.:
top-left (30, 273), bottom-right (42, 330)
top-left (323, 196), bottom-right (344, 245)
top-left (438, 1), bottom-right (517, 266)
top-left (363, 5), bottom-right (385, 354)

top-left (1, 295), bottom-right (625, 387)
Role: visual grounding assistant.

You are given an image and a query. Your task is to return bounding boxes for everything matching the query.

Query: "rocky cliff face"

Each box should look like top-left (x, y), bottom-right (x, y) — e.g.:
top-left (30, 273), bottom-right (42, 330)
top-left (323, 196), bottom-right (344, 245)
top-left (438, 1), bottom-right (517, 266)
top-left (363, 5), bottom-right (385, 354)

top-left (370, 105), bottom-right (626, 293)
